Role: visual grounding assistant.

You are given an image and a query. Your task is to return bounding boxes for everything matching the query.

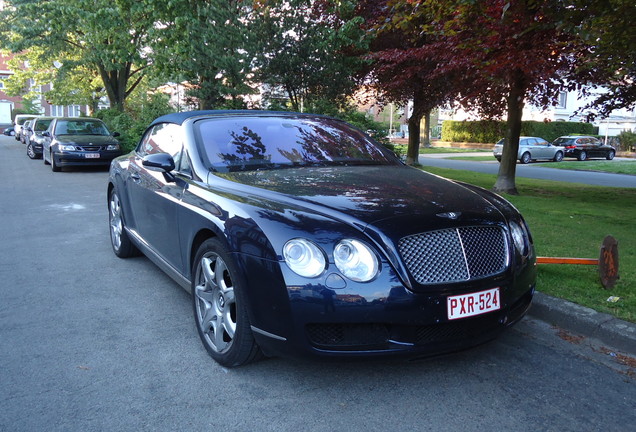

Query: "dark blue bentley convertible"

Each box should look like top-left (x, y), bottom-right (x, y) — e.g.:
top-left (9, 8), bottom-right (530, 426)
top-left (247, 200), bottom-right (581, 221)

top-left (107, 110), bottom-right (536, 367)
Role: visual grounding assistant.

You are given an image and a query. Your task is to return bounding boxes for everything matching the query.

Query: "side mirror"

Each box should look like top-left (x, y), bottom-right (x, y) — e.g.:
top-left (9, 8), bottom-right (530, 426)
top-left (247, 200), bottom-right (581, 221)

top-left (42, 131), bottom-right (51, 137)
top-left (142, 153), bottom-right (175, 173)
top-left (112, 132), bottom-right (120, 137)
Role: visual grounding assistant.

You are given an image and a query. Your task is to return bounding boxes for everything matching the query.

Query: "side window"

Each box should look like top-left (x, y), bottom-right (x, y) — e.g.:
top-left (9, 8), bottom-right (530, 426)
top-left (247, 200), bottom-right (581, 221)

top-left (137, 123), bottom-right (190, 175)
top-left (137, 124), bottom-right (164, 157)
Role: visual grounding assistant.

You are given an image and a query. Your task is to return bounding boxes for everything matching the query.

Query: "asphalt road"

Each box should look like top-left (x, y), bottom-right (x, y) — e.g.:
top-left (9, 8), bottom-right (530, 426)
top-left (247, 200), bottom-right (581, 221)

top-left (419, 153), bottom-right (636, 188)
top-left (1, 135), bottom-right (634, 432)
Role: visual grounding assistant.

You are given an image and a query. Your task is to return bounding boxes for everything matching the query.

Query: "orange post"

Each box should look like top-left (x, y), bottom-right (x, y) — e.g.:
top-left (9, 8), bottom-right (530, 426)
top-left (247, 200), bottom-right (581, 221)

top-left (536, 257), bottom-right (599, 265)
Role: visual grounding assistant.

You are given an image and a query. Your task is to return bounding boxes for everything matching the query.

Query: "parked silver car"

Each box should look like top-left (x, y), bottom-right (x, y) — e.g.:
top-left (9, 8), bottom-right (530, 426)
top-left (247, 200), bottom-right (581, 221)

top-left (493, 136), bottom-right (565, 164)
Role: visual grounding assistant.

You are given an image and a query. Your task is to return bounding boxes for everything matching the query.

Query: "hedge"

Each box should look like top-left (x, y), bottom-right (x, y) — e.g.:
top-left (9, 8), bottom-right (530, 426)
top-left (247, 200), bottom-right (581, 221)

top-left (441, 120), bottom-right (598, 143)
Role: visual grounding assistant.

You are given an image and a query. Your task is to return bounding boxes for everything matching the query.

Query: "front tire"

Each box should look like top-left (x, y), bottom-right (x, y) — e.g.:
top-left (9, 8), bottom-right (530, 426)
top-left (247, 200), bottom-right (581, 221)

top-left (27, 143), bottom-right (39, 159)
top-left (108, 188), bottom-right (139, 258)
top-left (577, 151), bottom-right (587, 161)
top-left (51, 152), bottom-right (61, 172)
top-left (553, 151), bottom-right (563, 162)
top-left (520, 152), bottom-right (531, 164)
top-left (606, 150), bottom-right (615, 160)
top-left (192, 238), bottom-right (261, 367)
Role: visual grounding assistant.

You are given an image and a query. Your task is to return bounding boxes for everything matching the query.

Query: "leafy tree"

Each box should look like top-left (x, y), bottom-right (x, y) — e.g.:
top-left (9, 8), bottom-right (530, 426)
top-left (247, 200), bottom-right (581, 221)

top-left (2, 47), bottom-right (107, 115)
top-left (0, 0), bottom-right (158, 111)
top-left (152, 0), bottom-right (257, 110)
top-left (356, 0), bottom-right (460, 165)
top-left (382, 0), bottom-right (583, 194)
top-left (251, 0), bottom-right (368, 112)
top-left (565, 1), bottom-right (636, 118)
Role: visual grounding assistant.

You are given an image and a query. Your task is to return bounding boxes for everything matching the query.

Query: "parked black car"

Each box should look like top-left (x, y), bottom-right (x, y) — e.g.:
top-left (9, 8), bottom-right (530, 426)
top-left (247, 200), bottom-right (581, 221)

top-left (108, 110), bottom-right (536, 367)
top-left (24, 117), bottom-right (54, 159)
top-left (3, 126), bottom-right (15, 136)
top-left (552, 135), bottom-right (616, 161)
top-left (42, 117), bottom-right (122, 171)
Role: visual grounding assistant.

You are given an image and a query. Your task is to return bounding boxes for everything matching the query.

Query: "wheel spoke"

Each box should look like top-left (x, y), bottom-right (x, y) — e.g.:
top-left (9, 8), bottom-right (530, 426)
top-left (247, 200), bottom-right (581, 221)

top-left (214, 259), bottom-right (229, 291)
top-left (201, 257), bottom-right (217, 289)
top-left (194, 283), bottom-right (216, 304)
top-left (222, 307), bottom-right (236, 338)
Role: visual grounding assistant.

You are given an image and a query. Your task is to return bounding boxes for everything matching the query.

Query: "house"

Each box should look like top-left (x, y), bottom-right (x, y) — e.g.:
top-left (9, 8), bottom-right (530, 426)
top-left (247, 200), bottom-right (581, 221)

top-left (439, 89), bottom-right (636, 137)
top-left (0, 52), bottom-right (96, 132)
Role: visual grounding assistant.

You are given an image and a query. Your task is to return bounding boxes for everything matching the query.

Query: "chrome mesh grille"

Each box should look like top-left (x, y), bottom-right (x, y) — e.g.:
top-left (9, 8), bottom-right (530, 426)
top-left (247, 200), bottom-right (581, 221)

top-left (398, 226), bottom-right (508, 284)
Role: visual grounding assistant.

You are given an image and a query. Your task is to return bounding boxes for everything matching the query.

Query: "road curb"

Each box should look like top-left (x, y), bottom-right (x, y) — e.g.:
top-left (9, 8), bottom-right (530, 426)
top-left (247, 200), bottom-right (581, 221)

top-left (529, 291), bottom-right (636, 355)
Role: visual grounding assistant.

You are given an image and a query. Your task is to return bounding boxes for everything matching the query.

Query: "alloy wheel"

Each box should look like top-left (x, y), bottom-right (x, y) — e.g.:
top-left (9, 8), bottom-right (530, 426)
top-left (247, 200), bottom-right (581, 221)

top-left (194, 253), bottom-right (237, 354)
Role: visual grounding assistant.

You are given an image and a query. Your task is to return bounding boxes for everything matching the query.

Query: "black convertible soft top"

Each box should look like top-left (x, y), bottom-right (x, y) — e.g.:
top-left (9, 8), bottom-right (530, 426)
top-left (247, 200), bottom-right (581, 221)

top-left (149, 110), bottom-right (327, 128)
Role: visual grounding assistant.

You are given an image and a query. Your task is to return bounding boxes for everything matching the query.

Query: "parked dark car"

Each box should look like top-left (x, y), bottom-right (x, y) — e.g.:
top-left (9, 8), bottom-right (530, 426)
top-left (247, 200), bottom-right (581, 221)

top-left (552, 135), bottom-right (616, 161)
top-left (24, 117), bottom-right (54, 159)
top-left (493, 136), bottom-right (565, 163)
top-left (108, 110), bottom-right (536, 367)
top-left (42, 117), bottom-right (122, 171)
top-left (3, 126), bottom-right (15, 136)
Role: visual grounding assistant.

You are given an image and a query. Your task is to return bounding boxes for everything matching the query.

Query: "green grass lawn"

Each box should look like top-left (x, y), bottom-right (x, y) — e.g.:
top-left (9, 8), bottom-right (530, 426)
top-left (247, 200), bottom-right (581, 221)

top-left (534, 160), bottom-right (636, 175)
top-left (422, 166), bottom-right (636, 323)
top-left (447, 155), bottom-right (497, 161)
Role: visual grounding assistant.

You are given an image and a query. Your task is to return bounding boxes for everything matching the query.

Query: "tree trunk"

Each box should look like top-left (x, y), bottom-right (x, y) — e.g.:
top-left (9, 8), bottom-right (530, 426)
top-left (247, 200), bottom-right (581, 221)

top-left (405, 94), bottom-right (428, 165)
top-left (493, 71), bottom-right (526, 195)
top-left (421, 109), bottom-right (432, 148)
top-left (99, 67), bottom-right (126, 112)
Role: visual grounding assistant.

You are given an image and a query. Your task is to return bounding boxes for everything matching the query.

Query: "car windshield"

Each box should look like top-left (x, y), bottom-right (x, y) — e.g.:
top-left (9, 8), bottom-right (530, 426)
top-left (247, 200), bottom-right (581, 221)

top-left (55, 119), bottom-right (111, 136)
top-left (195, 116), bottom-right (398, 172)
top-left (35, 120), bottom-right (52, 132)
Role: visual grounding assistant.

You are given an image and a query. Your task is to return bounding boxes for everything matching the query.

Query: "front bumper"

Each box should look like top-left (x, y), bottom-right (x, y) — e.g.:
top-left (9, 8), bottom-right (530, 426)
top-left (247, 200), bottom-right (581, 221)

top-left (52, 150), bottom-right (123, 167)
top-left (240, 254), bottom-right (536, 360)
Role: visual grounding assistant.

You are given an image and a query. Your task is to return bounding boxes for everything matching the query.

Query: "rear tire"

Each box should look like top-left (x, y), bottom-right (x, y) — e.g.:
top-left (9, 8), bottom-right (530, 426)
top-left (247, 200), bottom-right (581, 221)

top-left (553, 151), bottom-right (563, 162)
top-left (108, 188), bottom-right (139, 258)
top-left (577, 151), bottom-right (587, 161)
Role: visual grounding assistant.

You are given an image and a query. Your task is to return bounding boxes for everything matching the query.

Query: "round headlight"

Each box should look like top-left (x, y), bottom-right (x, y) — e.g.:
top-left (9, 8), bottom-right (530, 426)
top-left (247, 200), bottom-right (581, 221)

top-left (509, 221), bottom-right (528, 256)
top-left (283, 238), bottom-right (326, 278)
top-left (334, 239), bottom-right (379, 282)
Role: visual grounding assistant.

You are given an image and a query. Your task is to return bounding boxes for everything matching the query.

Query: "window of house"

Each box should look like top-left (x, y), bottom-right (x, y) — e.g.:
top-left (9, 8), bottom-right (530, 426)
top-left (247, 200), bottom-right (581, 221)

top-left (557, 92), bottom-right (567, 109)
top-left (51, 105), bottom-right (64, 117)
top-left (68, 105), bottom-right (81, 117)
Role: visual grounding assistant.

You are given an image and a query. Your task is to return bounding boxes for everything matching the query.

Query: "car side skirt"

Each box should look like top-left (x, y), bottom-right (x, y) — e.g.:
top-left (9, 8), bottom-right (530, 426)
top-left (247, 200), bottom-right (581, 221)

top-left (126, 227), bottom-right (191, 291)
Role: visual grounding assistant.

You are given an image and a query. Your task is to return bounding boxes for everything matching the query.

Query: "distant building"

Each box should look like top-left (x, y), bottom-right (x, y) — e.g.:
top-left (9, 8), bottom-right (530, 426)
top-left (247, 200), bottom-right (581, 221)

top-left (0, 52), bottom-right (96, 131)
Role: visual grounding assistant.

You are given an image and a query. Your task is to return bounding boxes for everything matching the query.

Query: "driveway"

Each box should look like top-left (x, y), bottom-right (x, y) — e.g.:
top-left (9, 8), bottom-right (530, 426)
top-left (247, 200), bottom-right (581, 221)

top-left (1, 135), bottom-right (634, 432)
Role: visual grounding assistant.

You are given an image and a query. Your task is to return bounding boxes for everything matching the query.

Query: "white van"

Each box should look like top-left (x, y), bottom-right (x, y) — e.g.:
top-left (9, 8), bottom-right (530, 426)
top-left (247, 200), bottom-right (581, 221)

top-left (13, 114), bottom-right (39, 141)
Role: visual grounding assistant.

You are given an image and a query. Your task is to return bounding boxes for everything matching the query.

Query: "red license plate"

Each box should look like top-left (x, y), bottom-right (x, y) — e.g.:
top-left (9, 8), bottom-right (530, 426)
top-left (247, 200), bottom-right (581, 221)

top-left (85, 153), bottom-right (100, 159)
top-left (447, 287), bottom-right (500, 320)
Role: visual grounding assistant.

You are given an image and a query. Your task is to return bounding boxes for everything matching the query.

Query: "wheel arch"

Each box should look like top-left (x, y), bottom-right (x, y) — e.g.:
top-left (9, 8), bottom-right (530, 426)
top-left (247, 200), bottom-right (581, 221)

top-left (189, 229), bottom-right (219, 277)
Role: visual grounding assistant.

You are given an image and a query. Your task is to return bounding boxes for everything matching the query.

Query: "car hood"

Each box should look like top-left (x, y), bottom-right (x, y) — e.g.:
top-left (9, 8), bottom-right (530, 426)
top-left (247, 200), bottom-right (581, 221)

top-left (55, 135), bottom-right (119, 145)
top-left (213, 165), bottom-right (507, 233)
